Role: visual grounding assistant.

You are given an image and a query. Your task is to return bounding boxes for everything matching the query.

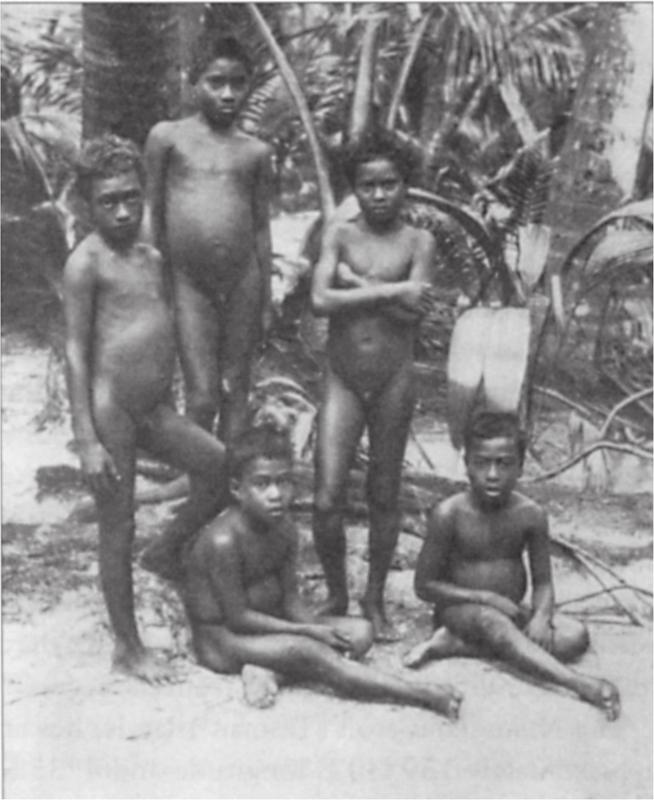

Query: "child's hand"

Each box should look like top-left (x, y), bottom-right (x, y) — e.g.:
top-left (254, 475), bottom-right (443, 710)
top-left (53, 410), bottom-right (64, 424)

top-left (305, 624), bottom-right (353, 653)
top-left (397, 283), bottom-right (436, 315)
top-left (336, 262), bottom-right (368, 288)
top-left (80, 442), bottom-right (121, 495)
top-left (484, 593), bottom-right (524, 623)
top-left (525, 616), bottom-right (554, 652)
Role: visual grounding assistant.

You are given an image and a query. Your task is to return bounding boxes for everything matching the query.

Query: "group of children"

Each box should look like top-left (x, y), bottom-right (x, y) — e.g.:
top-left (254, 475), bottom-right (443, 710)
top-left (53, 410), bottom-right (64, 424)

top-left (63, 36), bottom-right (620, 721)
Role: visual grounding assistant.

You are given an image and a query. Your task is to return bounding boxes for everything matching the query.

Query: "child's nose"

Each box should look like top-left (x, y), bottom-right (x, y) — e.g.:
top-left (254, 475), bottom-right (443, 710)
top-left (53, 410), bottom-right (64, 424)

top-left (373, 185), bottom-right (385, 199)
top-left (115, 202), bottom-right (131, 220)
top-left (487, 462), bottom-right (498, 479)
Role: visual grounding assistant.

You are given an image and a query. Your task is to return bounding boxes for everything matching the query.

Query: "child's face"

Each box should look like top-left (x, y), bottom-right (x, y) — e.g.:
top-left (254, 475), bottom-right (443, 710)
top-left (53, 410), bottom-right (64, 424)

top-left (233, 457), bottom-right (294, 526)
top-left (90, 169), bottom-right (143, 247)
top-left (196, 58), bottom-right (250, 127)
top-left (354, 158), bottom-right (406, 228)
top-left (465, 436), bottom-right (522, 508)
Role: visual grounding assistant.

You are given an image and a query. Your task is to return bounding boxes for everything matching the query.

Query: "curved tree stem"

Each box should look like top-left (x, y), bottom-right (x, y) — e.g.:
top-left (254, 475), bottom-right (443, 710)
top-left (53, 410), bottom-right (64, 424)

top-left (385, 9), bottom-right (435, 130)
top-left (247, 3), bottom-right (335, 219)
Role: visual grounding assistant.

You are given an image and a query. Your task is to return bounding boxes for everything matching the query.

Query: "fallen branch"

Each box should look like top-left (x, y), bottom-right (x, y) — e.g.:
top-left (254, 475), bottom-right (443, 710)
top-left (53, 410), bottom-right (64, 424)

top-left (551, 535), bottom-right (647, 626)
top-left (600, 386), bottom-right (653, 439)
top-left (557, 585), bottom-right (653, 608)
top-left (528, 439), bottom-right (653, 483)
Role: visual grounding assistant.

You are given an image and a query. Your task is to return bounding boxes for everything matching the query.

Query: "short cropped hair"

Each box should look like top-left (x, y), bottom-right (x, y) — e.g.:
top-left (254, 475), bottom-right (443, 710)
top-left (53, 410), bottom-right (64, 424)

top-left (74, 134), bottom-right (143, 202)
top-left (342, 128), bottom-right (419, 188)
top-left (189, 35), bottom-right (253, 85)
top-left (229, 424), bottom-right (294, 480)
top-left (463, 412), bottom-right (527, 465)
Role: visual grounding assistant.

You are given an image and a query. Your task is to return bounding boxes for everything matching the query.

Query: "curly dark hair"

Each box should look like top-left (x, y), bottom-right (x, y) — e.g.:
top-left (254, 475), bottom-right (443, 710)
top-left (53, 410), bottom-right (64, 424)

top-left (74, 134), bottom-right (144, 202)
top-left (342, 128), bottom-right (420, 188)
top-left (229, 424), bottom-right (294, 480)
top-left (189, 35), bottom-right (253, 85)
top-left (463, 412), bottom-right (527, 465)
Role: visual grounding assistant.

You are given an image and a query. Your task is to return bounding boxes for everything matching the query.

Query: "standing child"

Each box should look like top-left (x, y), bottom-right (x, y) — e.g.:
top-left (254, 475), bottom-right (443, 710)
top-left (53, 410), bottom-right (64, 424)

top-left (143, 35), bottom-right (273, 444)
top-left (182, 425), bottom-right (462, 718)
top-left (404, 412), bottom-right (620, 720)
top-left (64, 135), bottom-right (228, 683)
top-left (311, 130), bottom-right (437, 640)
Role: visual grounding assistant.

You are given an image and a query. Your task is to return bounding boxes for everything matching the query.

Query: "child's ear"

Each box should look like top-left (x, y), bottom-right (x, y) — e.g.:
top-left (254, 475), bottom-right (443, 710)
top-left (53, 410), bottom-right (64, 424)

top-left (230, 477), bottom-right (242, 499)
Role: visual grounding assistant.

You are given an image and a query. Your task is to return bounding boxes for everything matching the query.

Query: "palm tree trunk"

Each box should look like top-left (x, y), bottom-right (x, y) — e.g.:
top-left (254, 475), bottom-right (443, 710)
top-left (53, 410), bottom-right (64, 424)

top-left (544, 4), bottom-right (653, 274)
top-left (82, 3), bottom-right (181, 146)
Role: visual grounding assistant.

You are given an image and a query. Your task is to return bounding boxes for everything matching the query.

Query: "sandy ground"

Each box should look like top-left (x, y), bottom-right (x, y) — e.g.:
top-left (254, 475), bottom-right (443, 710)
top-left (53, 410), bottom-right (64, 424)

top-left (2, 214), bottom-right (653, 798)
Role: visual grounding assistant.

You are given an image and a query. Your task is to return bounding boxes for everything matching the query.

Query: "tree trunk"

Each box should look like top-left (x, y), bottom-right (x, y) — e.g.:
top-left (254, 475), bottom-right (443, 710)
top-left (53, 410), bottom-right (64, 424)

top-left (544, 4), bottom-right (653, 274)
top-left (82, 4), bottom-right (181, 146)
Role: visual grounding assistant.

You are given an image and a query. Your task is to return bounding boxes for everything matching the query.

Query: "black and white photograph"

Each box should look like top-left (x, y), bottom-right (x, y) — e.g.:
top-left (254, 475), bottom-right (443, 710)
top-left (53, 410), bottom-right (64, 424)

top-left (2, 2), bottom-right (652, 797)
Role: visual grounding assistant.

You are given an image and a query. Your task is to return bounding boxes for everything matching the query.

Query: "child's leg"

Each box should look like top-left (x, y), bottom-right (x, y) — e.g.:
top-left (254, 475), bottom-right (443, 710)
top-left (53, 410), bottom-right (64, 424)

top-left (92, 402), bottom-right (175, 684)
top-left (139, 404), bottom-right (229, 580)
top-left (313, 368), bottom-right (366, 615)
top-left (318, 615), bottom-right (374, 660)
top-left (550, 613), bottom-right (590, 663)
top-left (173, 269), bottom-right (221, 432)
top-left (194, 624), bottom-right (462, 719)
top-left (443, 603), bottom-right (620, 720)
top-left (361, 365), bottom-right (416, 640)
top-left (219, 263), bottom-right (261, 444)
top-left (404, 627), bottom-right (478, 668)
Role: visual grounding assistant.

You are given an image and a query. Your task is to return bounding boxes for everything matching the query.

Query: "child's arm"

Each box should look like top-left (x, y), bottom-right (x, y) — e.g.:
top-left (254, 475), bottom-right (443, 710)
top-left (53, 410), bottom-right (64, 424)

top-left (253, 145), bottom-right (274, 337)
top-left (381, 227), bottom-right (437, 324)
top-left (206, 526), bottom-right (350, 651)
top-left (63, 249), bottom-right (120, 494)
top-left (141, 122), bottom-right (172, 249)
top-left (414, 504), bottom-right (525, 621)
top-left (524, 507), bottom-right (556, 650)
top-left (311, 223), bottom-right (434, 316)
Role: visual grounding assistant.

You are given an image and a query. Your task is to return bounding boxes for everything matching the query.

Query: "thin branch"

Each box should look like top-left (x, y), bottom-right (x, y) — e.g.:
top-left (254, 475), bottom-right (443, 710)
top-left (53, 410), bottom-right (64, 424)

top-left (551, 534), bottom-right (648, 626)
top-left (557, 585), bottom-right (653, 608)
top-left (600, 387), bottom-right (653, 439)
top-left (529, 439), bottom-right (653, 483)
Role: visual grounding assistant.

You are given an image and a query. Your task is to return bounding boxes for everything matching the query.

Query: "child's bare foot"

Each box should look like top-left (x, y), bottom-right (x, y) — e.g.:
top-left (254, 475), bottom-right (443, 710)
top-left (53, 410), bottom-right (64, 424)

top-left (403, 628), bottom-right (474, 668)
top-left (112, 645), bottom-right (181, 686)
top-left (359, 599), bottom-right (400, 642)
top-left (577, 676), bottom-right (621, 721)
top-left (140, 540), bottom-right (184, 583)
top-left (418, 683), bottom-right (463, 720)
top-left (241, 665), bottom-right (279, 709)
top-left (316, 593), bottom-right (349, 618)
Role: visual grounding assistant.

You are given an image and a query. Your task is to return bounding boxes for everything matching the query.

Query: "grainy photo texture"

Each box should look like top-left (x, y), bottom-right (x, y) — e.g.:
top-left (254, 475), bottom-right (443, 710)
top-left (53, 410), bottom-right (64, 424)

top-left (2, 3), bottom-right (652, 797)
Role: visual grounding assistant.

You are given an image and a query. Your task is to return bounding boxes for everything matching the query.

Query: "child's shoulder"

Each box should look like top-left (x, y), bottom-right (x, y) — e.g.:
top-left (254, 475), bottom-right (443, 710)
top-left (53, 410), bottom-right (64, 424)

top-left (234, 130), bottom-right (273, 160)
top-left (432, 490), bottom-right (469, 520)
top-left (64, 232), bottom-right (105, 276)
top-left (511, 490), bottom-right (547, 522)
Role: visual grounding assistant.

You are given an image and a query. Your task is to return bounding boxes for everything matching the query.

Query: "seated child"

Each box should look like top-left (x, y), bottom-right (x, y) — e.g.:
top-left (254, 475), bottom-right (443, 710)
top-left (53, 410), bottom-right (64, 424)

top-left (182, 425), bottom-right (462, 718)
top-left (404, 412), bottom-right (620, 721)
top-left (311, 129), bottom-right (437, 641)
top-left (63, 135), bottom-right (228, 683)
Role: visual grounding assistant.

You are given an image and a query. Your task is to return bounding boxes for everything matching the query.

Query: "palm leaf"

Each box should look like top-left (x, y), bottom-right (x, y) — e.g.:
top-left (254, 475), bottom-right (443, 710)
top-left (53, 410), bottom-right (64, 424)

top-left (482, 307), bottom-right (531, 414)
top-left (447, 307), bottom-right (494, 449)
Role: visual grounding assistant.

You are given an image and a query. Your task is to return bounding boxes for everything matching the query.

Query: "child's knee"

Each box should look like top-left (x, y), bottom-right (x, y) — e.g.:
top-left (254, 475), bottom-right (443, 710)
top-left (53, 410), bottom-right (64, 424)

top-left (365, 474), bottom-right (399, 512)
top-left (553, 616), bottom-right (590, 662)
top-left (346, 618), bottom-right (374, 658)
top-left (186, 389), bottom-right (218, 422)
top-left (314, 486), bottom-right (345, 516)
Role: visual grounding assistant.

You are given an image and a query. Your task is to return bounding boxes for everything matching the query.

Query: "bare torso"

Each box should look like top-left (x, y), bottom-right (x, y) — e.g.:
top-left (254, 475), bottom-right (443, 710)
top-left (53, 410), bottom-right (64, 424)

top-left (161, 117), bottom-right (265, 293)
top-left (445, 492), bottom-right (541, 604)
top-left (184, 508), bottom-right (295, 625)
top-left (85, 235), bottom-right (175, 417)
top-left (328, 220), bottom-right (420, 394)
